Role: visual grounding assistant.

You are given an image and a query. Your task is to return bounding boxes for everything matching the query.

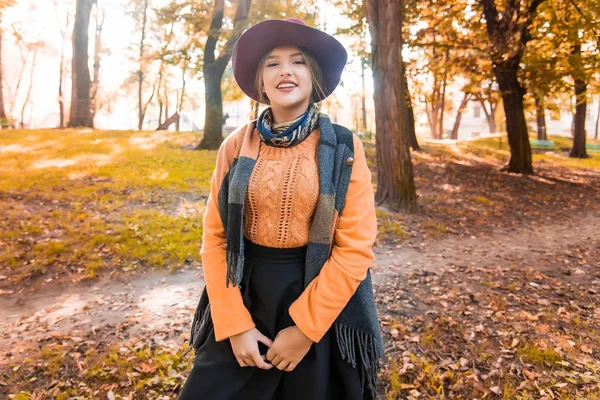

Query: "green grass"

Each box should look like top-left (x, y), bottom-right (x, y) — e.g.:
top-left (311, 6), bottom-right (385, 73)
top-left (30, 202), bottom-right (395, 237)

top-left (0, 129), bottom-right (215, 199)
top-left (376, 208), bottom-right (409, 242)
top-left (441, 134), bottom-right (600, 170)
top-left (516, 341), bottom-right (563, 367)
top-left (0, 129), bottom-right (211, 280)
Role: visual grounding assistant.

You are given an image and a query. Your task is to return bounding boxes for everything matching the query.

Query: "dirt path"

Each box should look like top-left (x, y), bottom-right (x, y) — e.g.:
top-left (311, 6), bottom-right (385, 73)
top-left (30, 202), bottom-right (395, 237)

top-left (2, 211), bottom-right (598, 362)
top-left (372, 211), bottom-right (600, 282)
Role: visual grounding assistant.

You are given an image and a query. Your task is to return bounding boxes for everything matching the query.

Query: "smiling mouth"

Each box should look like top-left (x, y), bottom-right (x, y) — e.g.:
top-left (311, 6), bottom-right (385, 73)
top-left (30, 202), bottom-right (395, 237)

top-left (277, 83), bottom-right (297, 90)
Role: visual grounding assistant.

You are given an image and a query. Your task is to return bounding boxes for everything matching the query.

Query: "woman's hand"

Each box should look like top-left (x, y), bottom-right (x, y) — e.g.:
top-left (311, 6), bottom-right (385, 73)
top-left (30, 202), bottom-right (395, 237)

top-left (229, 328), bottom-right (274, 370)
top-left (266, 326), bottom-right (313, 372)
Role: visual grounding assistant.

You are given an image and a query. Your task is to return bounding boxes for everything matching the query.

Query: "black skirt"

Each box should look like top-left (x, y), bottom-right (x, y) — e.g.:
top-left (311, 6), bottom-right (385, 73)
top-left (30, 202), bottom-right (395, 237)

top-left (178, 238), bottom-right (372, 400)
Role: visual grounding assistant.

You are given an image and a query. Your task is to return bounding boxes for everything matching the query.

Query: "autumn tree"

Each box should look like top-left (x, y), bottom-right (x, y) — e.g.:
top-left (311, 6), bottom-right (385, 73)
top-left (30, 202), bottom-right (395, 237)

top-left (558, 0), bottom-right (598, 158)
top-left (522, 0), bottom-right (599, 156)
top-left (336, 0), bottom-right (420, 150)
top-left (478, 0), bottom-right (546, 174)
top-left (195, 0), bottom-right (251, 150)
top-left (68, 0), bottom-right (95, 128)
top-left (522, 37), bottom-right (562, 141)
top-left (365, 0), bottom-right (417, 211)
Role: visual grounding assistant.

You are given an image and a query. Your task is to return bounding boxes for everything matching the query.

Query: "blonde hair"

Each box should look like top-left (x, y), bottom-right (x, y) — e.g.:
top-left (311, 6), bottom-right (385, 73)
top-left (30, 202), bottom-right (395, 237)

top-left (254, 48), bottom-right (327, 105)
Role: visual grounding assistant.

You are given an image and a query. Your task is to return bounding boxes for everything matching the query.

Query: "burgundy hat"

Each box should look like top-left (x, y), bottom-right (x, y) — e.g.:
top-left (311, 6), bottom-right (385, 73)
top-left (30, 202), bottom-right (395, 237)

top-left (231, 18), bottom-right (348, 103)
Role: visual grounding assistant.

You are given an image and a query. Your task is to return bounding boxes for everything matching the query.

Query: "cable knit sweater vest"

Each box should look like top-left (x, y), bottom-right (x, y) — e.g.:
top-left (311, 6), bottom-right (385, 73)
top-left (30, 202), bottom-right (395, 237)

top-left (243, 128), bottom-right (321, 248)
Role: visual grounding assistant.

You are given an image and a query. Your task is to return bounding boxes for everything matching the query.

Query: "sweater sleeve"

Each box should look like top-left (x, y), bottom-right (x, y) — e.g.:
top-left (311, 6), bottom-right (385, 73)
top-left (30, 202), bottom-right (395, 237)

top-left (288, 135), bottom-right (377, 343)
top-left (200, 136), bottom-right (256, 342)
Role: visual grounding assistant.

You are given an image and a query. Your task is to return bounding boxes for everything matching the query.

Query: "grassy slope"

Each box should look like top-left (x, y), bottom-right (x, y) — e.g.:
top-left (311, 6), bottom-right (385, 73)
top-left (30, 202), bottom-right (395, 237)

top-left (1, 129), bottom-right (213, 285)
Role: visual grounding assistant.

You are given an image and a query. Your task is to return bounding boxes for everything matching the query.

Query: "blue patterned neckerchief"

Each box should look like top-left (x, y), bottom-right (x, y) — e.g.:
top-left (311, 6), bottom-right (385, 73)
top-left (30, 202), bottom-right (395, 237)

top-left (256, 103), bottom-right (320, 147)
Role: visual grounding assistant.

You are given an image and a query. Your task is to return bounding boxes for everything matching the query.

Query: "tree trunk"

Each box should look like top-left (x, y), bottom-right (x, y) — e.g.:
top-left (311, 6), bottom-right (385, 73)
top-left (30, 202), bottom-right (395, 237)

top-left (158, 100), bottom-right (163, 126)
top-left (429, 91), bottom-right (439, 139)
top-left (58, 35), bottom-right (66, 128)
top-left (451, 92), bottom-right (472, 140)
top-left (533, 93), bottom-right (547, 141)
top-left (595, 97), bottom-right (599, 140)
top-left (479, 0), bottom-right (543, 174)
top-left (68, 0), bottom-right (94, 128)
top-left (570, 78), bottom-right (588, 158)
top-left (57, 10), bottom-right (70, 128)
top-left (137, 0), bottom-right (148, 130)
top-left (366, 0), bottom-right (417, 212)
top-left (176, 68), bottom-right (187, 132)
top-left (494, 61), bottom-right (533, 174)
top-left (90, 9), bottom-right (104, 122)
top-left (20, 45), bottom-right (39, 128)
top-left (488, 109), bottom-right (497, 134)
top-left (202, 65), bottom-right (223, 144)
top-left (403, 66), bottom-right (420, 151)
top-left (437, 49), bottom-right (449, 138)
top-left (157, 112), bottom-right (179, 130)
top-left (0, 25), bottom-right (8, 128)
top-left (196, 0), bottom-right (252, 150)
top-left (480, 99), bottom-right (497, 135)
top-left (165, 95), bottom-right (169, 126)
top-left (429, 35), bottom-right (439, 140)
top-left (361, 57), bottom-right (367, 132)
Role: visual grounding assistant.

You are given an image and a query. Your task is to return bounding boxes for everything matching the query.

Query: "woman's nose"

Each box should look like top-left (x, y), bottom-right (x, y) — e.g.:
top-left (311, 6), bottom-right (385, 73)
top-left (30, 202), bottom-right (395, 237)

top-left (280, 65), bottom-right (292, 76)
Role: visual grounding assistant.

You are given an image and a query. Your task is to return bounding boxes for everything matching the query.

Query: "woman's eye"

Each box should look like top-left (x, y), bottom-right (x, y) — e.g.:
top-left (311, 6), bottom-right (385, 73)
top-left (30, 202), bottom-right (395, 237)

top-left (267, 63), bottom-right (278, 67)
top-left (293, 60), bottom-right (306, 64)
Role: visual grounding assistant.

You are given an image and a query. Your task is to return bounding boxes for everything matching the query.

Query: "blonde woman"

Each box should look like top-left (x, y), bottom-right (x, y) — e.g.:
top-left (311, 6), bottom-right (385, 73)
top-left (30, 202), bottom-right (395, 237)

top-left (179, 18), bottom-right (382, 400)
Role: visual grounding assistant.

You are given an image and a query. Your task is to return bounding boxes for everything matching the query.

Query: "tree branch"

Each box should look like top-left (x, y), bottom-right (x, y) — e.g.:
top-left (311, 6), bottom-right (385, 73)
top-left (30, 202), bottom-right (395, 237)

top-left (479, 0), bottom-right (499, 41)
top-left (204, 0), bottom-right (225, 66)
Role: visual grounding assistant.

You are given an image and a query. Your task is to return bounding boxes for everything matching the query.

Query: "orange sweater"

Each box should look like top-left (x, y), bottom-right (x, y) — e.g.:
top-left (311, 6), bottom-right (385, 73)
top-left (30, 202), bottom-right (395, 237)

top-left (243, 128), bottom-right (320, 248)
top-left (200, 123), bottom-right (377, 343)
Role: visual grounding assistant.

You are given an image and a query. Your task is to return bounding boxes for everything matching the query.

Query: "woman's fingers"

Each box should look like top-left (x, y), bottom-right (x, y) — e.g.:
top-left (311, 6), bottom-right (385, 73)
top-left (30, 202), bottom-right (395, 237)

top-left (236, 357), bottom-right (249, 367)
top-left (250, 349), bottom-right (273, 370)
top-left (275, 359), bottom-right (290, 371)
top-left (256, 332), bottom-right (273, 348)
top-left (269, 353), bottom-right (282, 366)
top-left (242, 354), bottom-right (257, 367)
top-left (284, 362), bottom-right (297, 372)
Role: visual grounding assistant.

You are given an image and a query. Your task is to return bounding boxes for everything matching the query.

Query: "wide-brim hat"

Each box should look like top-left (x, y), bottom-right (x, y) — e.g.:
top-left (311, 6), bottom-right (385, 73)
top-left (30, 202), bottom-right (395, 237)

top-left (232, 18), bottom-right (348, 103)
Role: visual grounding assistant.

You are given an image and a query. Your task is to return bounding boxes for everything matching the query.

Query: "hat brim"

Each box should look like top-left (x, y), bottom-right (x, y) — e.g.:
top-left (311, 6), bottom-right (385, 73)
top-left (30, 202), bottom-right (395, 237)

top-left (232, 20), bottom-right (348, 103)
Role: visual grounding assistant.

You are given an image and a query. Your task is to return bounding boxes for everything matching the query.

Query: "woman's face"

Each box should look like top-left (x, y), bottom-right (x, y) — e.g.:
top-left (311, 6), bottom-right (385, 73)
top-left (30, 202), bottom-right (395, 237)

top-left (261, 46), bottom-right (313, 116)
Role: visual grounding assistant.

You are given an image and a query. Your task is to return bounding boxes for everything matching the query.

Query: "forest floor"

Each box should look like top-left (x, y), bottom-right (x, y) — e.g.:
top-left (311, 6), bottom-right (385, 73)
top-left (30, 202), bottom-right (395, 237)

top-left (1, 129), bottom-right (599, 399)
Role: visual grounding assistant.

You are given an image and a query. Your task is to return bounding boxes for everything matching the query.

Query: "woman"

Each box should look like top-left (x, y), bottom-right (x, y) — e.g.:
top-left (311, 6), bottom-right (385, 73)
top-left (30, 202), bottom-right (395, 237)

top-left (179, 18), bottom-right (383, 400)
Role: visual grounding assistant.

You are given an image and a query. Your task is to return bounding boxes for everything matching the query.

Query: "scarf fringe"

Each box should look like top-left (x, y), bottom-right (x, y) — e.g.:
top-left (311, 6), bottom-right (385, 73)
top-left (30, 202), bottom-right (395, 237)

top-left (225, 249), bottom-right (244, 288)
top-left (335, 323), bottom-right (381, 399)
top-left (189, 293), bottom-right (212, 353)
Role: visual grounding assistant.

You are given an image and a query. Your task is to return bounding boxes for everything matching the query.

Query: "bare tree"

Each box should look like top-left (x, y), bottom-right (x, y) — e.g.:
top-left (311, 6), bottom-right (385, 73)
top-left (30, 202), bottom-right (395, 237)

top-left (137, 0), bottom-right (149, 130)
top-left (54, 0), bottom-right (72, 128)
top-left (90, 6), bottom-right (105, 122)
top-left (20, 42), bottom-right (42, 128)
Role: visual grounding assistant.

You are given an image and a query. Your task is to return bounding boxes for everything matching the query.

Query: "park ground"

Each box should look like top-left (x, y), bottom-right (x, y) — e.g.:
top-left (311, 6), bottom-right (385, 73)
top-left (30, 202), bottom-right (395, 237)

top-left (1, 129), bottom-right (599, 399)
